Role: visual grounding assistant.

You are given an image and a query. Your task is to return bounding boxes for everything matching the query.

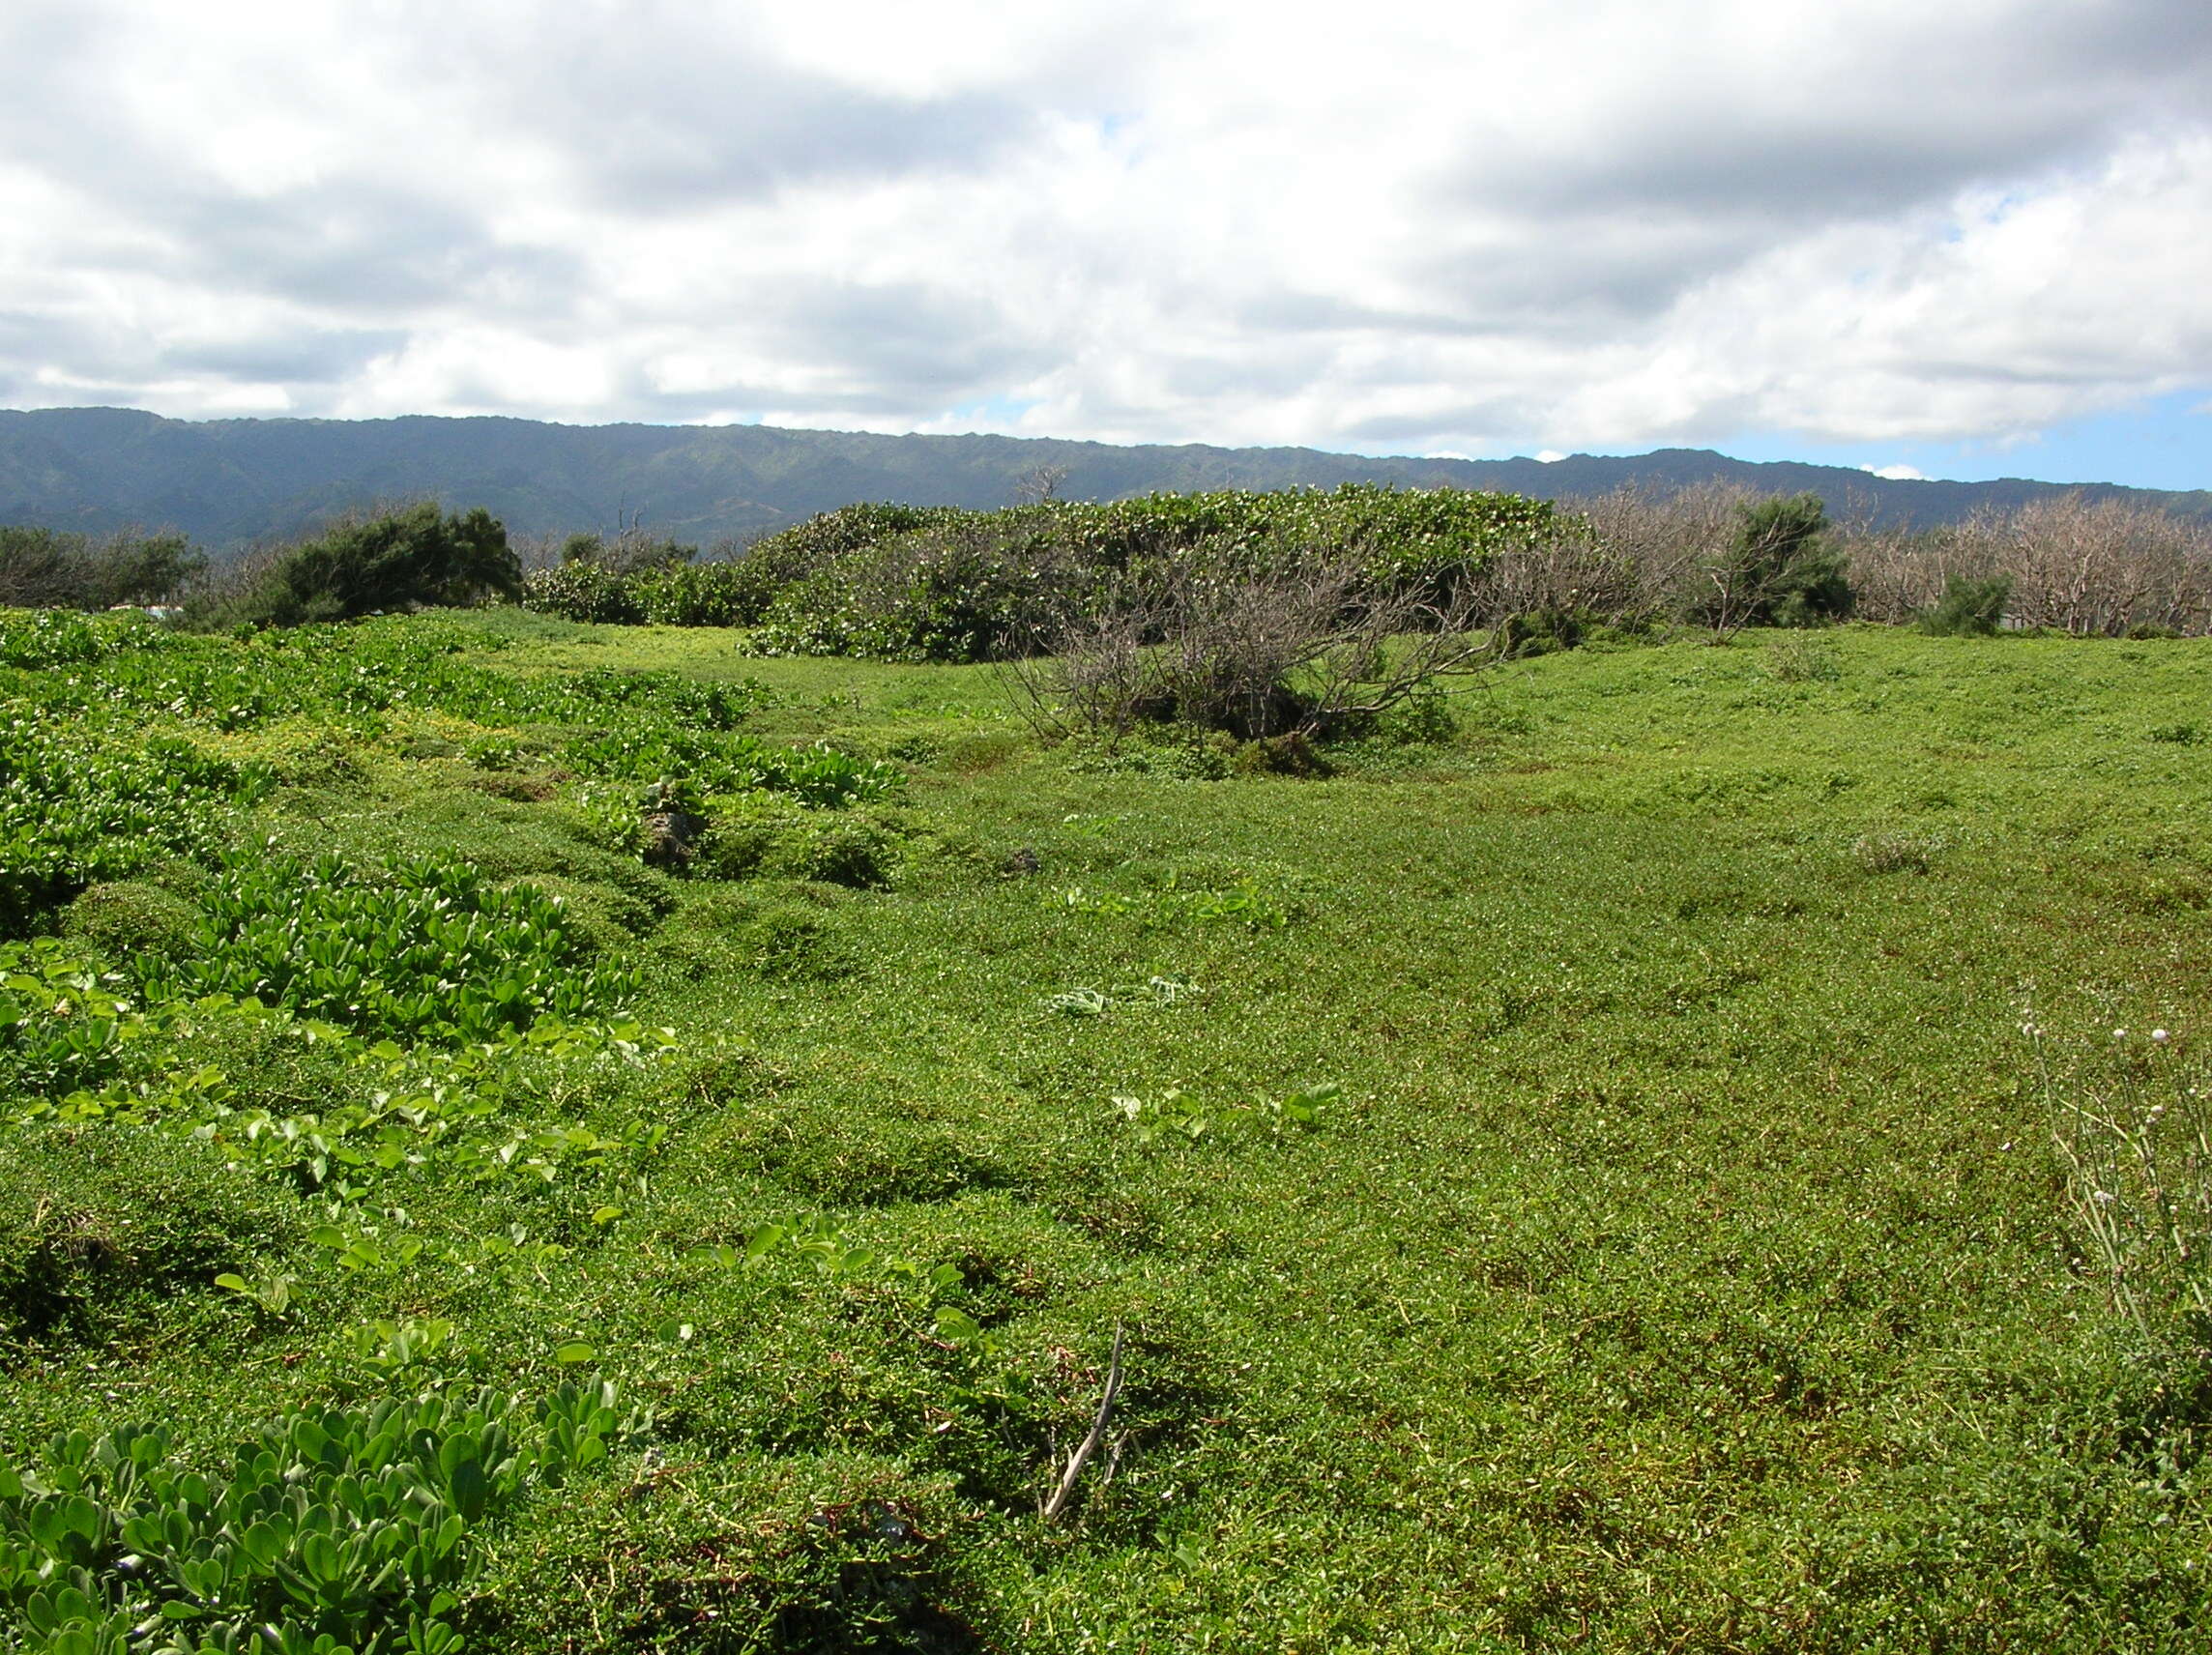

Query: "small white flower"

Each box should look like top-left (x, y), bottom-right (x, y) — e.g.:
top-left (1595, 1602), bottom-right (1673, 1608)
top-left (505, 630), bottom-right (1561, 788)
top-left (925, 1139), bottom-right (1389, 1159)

top-left (2093, 1190), bottom-right (2117, 1205)
top-left (1999, 1141), bottom-right (2013, 1151)
top-left (2114, 1029), bottom-right (2129, 1040)
top-left (2152, 1029), bottom-right (2170, 1043)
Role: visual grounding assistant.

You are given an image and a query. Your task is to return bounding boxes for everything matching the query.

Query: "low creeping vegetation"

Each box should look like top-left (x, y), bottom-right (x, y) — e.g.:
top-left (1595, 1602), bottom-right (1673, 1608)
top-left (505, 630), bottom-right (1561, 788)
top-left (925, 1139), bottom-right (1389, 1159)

top-left (4, 603), bottom-right (2212, 1650)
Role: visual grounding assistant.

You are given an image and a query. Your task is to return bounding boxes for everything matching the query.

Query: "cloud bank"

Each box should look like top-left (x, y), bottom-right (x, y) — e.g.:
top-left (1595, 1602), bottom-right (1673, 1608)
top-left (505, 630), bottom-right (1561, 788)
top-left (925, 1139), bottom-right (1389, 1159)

top-left (2, 0), bottom-right (2206, 467)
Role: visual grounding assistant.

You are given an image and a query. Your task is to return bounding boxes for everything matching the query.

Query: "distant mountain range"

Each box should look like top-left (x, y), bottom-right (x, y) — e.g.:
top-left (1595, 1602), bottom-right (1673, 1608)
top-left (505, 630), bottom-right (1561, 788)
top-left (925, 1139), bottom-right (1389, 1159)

top-left (3, 406), bottom-right (2204, 550)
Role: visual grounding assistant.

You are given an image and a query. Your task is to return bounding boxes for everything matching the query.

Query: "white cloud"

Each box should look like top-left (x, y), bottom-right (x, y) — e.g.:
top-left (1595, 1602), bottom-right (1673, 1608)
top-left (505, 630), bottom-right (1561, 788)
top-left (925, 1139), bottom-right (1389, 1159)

top-left (1863, 464), bottom-right (1929, 479)
top-left (1535, 450), bottom-right (1569, 464)
top-left (0, 0), bottom-right (2207, 456)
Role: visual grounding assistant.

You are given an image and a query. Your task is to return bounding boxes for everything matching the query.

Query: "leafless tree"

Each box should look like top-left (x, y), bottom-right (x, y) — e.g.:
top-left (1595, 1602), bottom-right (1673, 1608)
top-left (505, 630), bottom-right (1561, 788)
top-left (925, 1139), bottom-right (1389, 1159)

top-left (1838, 493), bottom-right (2212, 634)
top-left (1526, 481), bottom-right (1762, 629)
top-left (1014, 462), bottom-right (1071, 506)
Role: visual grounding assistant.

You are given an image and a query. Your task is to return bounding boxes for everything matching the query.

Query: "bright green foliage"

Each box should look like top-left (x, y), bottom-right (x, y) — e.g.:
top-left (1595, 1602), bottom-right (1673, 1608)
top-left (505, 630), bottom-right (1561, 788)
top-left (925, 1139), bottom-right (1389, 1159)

top-left (0, 611), bottom-right (135, 671)
top-left (0, 612), bottom-right (760, 737)
top-left (0, 1382), bottom-right (637, 1655)
top-left (742, 503), bottom-right (974, 577)
top-left (1111, 1081), bottom-right (1337, 1149)
top-left (10, 991), bottom-right (674, 1216)
top-left (1056, 872), bottom-right (1294, 930)
top-left (755, 514), bottom-right (1081, 663)
top-left (0, 611), bottom-right (889, 931)
top-left (630, 561), bottom-right (763, 627)
top-left (138, 852), bottom-right (637, 1042)
top-left (0, 942), bottom-right (140, 1096)
top-left (694, 798), bottom-right (902, 886)
top-left (205, 506), bottom-right (521, 629)
top-left (685, 1210), bottom-right (965, 1302)
top-left (59, 883), bottom-right (203, 968)
top-left (0, 718), bottom-right (273, 921)
top-left (557, 727), bottom-right (900, 808)
top-left (514, 561), bottom-right (640, 624)
top-left (522, 561), bottom-right (760, 627)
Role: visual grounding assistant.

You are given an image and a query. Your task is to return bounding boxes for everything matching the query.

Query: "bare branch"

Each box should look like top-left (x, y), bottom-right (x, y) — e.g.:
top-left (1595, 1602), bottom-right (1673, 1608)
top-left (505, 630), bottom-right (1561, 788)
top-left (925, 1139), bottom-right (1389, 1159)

top-left (1042, 1322), bottom-right (1125, 1525)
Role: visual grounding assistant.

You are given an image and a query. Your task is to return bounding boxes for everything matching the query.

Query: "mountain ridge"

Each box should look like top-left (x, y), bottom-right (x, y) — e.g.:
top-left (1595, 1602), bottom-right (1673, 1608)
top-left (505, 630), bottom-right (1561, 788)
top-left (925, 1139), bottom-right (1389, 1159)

top-left (3, 405), bottom-right (2203, 550)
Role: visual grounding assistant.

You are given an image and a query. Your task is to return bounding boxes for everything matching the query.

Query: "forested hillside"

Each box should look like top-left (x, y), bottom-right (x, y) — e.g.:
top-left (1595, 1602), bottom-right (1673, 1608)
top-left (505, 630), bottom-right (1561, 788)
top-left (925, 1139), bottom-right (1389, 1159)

top-left (4, 406), bottom-right (2204, 550)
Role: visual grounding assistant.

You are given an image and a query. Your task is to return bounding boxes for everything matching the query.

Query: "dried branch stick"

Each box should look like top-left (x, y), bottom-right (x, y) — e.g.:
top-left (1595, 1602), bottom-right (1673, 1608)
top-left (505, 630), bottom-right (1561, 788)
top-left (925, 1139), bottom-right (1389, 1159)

top-left (1041, 1322), bottom-right (1125, 1524)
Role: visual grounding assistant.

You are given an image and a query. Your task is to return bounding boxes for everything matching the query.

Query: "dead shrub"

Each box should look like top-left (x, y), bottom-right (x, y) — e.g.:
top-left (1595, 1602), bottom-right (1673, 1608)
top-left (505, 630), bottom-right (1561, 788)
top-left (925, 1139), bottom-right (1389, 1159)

top-left (1004, 552), bottom-right (1502, 745)
top-left (1841, 494), bottom-right (2212, 634)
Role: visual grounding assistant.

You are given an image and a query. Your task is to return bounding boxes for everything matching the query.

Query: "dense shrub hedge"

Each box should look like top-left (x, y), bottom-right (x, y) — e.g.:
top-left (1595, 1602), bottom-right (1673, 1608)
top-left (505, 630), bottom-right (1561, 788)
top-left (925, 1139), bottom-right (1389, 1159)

top-left (523, 486), bottom-right (1561, 662)
top-left (522, 559), bottom-right (771, 626)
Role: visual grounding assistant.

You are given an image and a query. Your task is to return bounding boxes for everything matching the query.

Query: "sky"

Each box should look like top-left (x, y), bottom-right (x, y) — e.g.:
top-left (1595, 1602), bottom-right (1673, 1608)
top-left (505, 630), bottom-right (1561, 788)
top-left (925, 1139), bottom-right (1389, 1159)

top-left (1, 0), bottom-right (2207, 490)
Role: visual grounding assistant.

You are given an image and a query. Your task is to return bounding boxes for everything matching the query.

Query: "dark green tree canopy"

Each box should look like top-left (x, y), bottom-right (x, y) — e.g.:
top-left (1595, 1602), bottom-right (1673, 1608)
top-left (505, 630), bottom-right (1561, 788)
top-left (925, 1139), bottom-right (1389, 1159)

top-left (226, 504), bottom-right (520, 626)
top-left (1694, 492), bottom-right (1855, 631)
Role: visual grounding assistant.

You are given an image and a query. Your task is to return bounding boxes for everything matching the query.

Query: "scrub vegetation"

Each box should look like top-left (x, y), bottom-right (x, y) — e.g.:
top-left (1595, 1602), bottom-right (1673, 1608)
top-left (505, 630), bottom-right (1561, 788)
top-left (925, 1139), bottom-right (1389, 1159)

top-left (3, 487), bottom-right (2212, 1650)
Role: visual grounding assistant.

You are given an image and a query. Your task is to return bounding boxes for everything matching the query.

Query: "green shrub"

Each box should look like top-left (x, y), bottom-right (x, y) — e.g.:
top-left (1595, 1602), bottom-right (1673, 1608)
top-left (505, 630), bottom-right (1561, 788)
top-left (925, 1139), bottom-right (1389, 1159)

top-left (1231, 731), bottom-right (1330, 776)
top-left (1063, 730), bottom-right (1234, 779)
top-left (770, 815), bottom-right (897, 888)
top-left (0, 526), bottom-right (204, 611)
top-left (58, 881), bottom-right (202, 967)
top-left (528, 487), bottom-right (1561, 658)
top-left (632, 561), bottom-right (755, 626)
top-left (1502, 604), bottom-right (1589, 656)
top-left (517, 874), bottom-right (642, 957)
top-left (0, 608), bottom-right (113, 669)
top-left (520, 561), bottom-right (642, 624)
top-left (1692, 493), bottom-right (1854, 632)
top-left (558, 529), bottom-right (695, 575)
top-left (0, 942), bottom-right (139, 1097)
top-left (742, 503), bottom-right (972, 590)
top-left (524, 526), bottom-right (875, 630)
top-left (206, 504), bottom-right (520, 628)
top-left (1851, 829), bottom-right (1945, 875)
top-left (558, 727), bottom-right (901, 812)
top-left (746, 486), bottom-right (1558, 663)
top-left (734, 901), bottom-right (861, 980)
top-left (2, 610), bottom-right (761, 738)
top-left (467, 1457), bottom-right (977, 1654)
top-left (662, 891), bottom-right (862, 982)
top-left (941, 729), bottom-right (1025, 774)
top-left (1762, 631), bottom-right (1843, 682)
top-left (1917, 573), bottom-right (2013, 636)
top-left (518, 531), bottom-right (737, 624)
top-left (0, 1127), bottom-right (295, 1343)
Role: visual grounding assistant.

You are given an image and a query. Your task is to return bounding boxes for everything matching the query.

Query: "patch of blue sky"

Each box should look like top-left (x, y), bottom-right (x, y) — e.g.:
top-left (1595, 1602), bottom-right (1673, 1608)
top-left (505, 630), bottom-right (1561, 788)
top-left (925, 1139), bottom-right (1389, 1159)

top-left (1709, 388), bottom-right (2209, 490)
top-left (935, 394), bottom-right (1041, 431)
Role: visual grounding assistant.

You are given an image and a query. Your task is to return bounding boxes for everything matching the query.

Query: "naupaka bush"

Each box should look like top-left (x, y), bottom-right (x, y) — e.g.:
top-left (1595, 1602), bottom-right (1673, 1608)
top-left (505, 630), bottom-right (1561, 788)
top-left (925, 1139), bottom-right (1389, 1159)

top-left (138, 851), bottom-right (638, 1043)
